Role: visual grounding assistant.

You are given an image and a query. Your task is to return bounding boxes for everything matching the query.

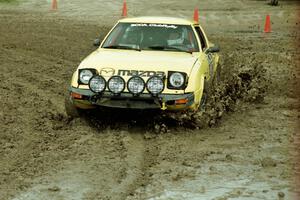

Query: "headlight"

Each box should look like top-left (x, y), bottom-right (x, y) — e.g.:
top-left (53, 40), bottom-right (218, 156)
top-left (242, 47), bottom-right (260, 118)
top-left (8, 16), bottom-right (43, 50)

top-left (89, 75), bottom-right (106, 93)
top-left (127, 76), bottom-right (145, 95)
top-left (146, 76), bottom-right (164, 95)
top-left (167, 71), bottom-right (187, 89)
top-left (169, 72), bottom-right (184, 87)
top-left (108, 76), bottom-right (125, 94)
top-left (79, 69), bottom-right (94, 84)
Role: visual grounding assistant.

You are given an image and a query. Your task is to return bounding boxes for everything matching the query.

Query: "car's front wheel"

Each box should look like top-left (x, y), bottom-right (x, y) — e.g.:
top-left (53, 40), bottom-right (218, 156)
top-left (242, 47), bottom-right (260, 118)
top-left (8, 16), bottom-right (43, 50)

top-left (65, 93), bottom-right (81, 118)
top-left (199, 81), bottom-right (209, 111)
top-left (212, 64), bottom-right (222, 89)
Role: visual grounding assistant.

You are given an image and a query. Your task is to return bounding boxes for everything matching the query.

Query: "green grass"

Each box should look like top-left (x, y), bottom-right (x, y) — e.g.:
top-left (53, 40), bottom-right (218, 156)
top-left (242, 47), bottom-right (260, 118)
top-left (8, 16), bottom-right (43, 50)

top-left (0, 0), bottom-right (19, 5)
top-left (0, 0), bottom-right (17, 3)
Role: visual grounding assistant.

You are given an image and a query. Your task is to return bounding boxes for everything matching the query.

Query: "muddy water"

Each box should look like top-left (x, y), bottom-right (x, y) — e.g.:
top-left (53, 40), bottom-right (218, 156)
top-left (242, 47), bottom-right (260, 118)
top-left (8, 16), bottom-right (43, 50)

top-left (0, 0), bottom-right (299, 200)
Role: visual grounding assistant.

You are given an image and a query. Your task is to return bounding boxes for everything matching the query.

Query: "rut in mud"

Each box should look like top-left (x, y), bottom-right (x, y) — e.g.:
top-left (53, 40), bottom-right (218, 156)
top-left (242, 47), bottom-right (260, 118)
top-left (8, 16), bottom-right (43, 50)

top-left (0, 1), bottom-right (299, 200)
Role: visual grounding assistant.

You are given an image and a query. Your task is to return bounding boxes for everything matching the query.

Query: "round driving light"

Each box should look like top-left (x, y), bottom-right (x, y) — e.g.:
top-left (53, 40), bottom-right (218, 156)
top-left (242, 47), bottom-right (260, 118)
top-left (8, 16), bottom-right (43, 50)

top-left (169, 72), bottom-right (184, 88)
top-left (108, 76), bottom-right (125, 94)
top-left (146, 76), bottom-right (164, 95)
top-left (79, 69), bottom-right (94, 84)
top-left (89, 76), bottom-right (106, 93)
top-left (127, 76), bottom-right (145, 95)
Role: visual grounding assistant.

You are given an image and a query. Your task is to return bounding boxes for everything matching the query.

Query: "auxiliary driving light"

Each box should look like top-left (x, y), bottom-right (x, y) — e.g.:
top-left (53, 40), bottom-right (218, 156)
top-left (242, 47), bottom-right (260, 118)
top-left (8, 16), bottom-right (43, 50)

top-left (89, 75), bottom-right (106, 93)
top-left (108, 76), bottom-right (125, 94)
top-left (127, 76), bottom-right (145, 95)
top-left (146, 76), bottom-right (164, 95)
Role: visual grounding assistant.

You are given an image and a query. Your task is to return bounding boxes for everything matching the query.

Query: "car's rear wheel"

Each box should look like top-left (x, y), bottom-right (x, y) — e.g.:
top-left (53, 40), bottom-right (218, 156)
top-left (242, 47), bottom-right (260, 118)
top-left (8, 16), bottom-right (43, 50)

top-left (65, 93), bottom-right (81, 118)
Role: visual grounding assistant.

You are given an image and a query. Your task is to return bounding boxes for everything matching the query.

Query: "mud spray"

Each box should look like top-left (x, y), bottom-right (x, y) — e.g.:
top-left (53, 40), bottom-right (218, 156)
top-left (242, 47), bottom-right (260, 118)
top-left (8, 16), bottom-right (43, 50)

top-left (151, 55), bottom-right (269, 132)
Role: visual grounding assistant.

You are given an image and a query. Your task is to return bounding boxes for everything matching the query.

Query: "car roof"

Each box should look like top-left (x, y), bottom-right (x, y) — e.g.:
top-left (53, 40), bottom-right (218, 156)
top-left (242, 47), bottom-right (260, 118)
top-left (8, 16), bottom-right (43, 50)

top-left (119, 16), bottom-right (197, 25)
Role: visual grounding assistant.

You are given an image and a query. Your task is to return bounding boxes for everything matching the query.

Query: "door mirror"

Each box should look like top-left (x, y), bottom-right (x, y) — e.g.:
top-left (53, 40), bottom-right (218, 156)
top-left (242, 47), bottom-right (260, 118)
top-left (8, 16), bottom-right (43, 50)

top-left (206, 45), bottom-right (220, 53)
top-left (93, 38), bottom-right (101, 47)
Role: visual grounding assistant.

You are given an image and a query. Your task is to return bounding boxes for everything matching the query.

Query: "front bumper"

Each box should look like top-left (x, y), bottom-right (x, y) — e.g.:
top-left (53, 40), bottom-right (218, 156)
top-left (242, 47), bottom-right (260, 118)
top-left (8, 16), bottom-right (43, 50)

top-left (69, 87), bottom-right (195, 110)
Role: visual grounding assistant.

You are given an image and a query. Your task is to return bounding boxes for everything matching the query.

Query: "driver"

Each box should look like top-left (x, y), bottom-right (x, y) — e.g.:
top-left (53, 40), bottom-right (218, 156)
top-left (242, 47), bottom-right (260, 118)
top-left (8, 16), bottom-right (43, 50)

top-left (167, 28), bottom-right (185, 46)
top-left (123, 27), bottom-right (142, 46)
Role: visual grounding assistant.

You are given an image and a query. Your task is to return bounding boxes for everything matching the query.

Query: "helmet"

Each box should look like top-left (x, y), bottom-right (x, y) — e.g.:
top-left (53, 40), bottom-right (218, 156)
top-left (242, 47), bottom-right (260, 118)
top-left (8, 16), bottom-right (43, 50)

top-left (124, 27), bottom-right (141, 45)
top-left (167, 27), bottom-right (185, 46)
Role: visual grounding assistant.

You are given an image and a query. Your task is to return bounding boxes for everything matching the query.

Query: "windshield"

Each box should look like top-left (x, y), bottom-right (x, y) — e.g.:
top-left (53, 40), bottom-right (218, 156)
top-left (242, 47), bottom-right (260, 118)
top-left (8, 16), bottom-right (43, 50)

top-left (102, 23), bottom-right (200, 53)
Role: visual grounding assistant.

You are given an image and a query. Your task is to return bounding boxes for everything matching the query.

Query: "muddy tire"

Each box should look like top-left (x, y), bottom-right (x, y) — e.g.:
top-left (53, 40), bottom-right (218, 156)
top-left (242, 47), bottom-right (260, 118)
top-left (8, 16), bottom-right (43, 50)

top-left (213, 64), bottom-right (222, 88)
top-left (199, 81), bottom-right (209, 111)
top-left (65, 94), bottom-right (81, 118)
top-left (270, 0), bottom-right (278, 6)
top-left (200, 65), bottom-right (221, 111)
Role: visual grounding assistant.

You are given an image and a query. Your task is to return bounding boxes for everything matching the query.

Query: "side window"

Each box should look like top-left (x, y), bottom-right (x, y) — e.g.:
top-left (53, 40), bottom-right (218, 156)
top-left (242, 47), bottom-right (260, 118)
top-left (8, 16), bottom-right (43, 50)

top-left (195, 26), bottom-right (207, 51)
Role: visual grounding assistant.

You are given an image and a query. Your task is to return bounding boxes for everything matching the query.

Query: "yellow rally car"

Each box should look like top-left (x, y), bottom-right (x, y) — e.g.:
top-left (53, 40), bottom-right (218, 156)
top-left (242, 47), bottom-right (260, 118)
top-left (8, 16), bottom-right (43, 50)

top-left (65, 17), bottom-right (220, 117)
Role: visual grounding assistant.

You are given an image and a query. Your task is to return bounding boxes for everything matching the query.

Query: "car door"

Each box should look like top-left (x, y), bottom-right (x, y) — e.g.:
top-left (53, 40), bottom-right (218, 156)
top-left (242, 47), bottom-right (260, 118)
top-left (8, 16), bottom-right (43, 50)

top-left (194, 25), bottom-right (214, 82)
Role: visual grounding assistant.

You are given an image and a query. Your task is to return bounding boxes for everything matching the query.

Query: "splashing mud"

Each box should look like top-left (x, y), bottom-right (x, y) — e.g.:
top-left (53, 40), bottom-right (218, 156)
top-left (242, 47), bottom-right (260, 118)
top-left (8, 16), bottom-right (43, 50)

top-left (151, 55), bottom-right (270, 131)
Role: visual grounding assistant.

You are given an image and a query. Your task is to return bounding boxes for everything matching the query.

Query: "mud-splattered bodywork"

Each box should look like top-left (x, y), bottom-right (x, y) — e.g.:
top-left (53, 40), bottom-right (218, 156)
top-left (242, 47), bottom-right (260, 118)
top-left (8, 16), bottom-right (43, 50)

top-left (68, 17), bottom-right (220, 111)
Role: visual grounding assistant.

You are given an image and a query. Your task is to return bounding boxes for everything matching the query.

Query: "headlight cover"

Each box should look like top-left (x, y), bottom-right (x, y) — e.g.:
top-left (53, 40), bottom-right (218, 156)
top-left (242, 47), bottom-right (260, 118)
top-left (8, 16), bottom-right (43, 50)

top-left (79, 69), bottom-right (95, 85)
top-left (127, 76), bottom-right (145, 95)
top-left (89, 75), bottom-right (106, 93)
top-left (108, 76), bottom-right (125, 94)
top-left (146, 76), bottom-right (164, 95)
top-left (167, 71), bottom-right (187, 89)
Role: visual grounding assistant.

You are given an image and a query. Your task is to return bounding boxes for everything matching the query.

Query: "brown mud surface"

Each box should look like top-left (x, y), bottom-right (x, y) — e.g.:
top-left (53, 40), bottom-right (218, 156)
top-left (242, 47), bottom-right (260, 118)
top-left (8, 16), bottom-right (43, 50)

top-left (0, 0), bottom-right (300, 200)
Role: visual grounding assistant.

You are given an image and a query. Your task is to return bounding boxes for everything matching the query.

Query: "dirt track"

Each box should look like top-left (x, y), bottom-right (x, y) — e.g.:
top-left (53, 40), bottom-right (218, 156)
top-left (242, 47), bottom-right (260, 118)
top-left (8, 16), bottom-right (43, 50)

top-left (0, 0), bottom-right (299, 200)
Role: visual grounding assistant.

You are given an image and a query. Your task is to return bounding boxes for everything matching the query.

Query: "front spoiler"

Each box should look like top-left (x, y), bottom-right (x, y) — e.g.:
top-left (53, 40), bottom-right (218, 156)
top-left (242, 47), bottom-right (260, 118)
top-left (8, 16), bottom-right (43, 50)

top-left (69, 87), bottom-right (195, 110)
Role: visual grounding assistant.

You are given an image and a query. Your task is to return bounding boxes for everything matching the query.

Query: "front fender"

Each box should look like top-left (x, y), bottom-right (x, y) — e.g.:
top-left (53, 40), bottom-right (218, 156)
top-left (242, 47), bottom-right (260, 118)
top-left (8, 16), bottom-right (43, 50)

top-left (185, 58), bottom-right (207, 107)
top-left (71, 71), bottom-right (79, 88)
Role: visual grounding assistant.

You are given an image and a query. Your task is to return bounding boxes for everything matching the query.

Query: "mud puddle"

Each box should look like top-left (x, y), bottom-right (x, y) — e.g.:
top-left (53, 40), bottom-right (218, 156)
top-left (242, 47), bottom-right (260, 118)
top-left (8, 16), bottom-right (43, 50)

top-left (12, 167), bottom-right (92, 200)
top-left (146, 180), bottom-right (290, 200)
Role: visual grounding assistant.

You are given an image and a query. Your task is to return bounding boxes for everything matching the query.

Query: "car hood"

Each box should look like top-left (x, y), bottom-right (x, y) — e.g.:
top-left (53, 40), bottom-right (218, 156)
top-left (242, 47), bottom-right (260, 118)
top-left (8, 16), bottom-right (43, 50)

top-left (78, 49), bottom-right (199, 77)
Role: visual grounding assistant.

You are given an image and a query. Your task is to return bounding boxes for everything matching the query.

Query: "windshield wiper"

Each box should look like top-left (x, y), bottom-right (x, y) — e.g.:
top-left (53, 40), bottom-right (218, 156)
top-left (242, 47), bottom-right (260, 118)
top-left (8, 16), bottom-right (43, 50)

top-left (147, 45), bottom-right (165, 50)
top-left (103, 45), bottom-right (141, 51)
top-left (147, 45), bottom-right (192, 53)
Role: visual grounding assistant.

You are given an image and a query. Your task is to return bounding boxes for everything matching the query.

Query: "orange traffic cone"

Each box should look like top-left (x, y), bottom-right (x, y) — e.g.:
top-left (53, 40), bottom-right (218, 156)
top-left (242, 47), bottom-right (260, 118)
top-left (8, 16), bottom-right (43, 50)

top-left (264, 15), bottom-right (271, 33)
top-left (122, 0), bottom-right (127, 17)
top-left (51, 0), bottom-right (58, 10)
top-left (194, 8), bottom-right (199, 23)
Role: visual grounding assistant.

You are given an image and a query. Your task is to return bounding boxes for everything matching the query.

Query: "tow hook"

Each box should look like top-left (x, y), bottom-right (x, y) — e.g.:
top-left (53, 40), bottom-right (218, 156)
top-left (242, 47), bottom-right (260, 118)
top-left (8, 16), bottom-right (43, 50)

top-left (161, 102), bottom-right (167, 110)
